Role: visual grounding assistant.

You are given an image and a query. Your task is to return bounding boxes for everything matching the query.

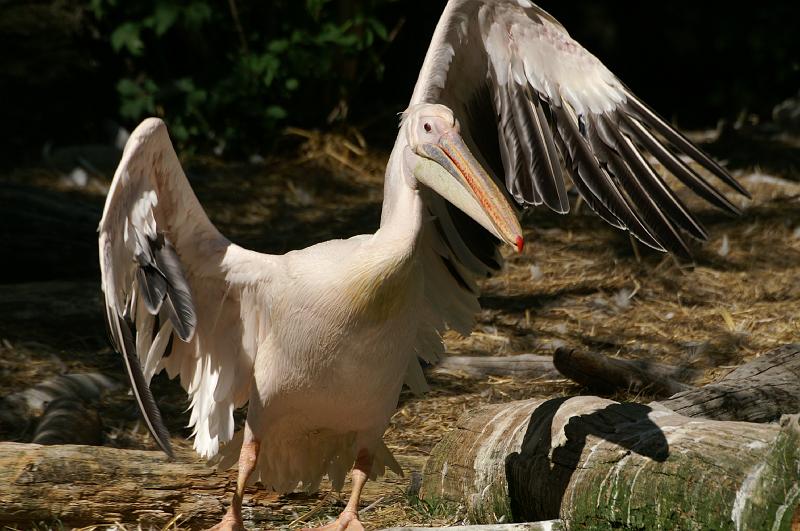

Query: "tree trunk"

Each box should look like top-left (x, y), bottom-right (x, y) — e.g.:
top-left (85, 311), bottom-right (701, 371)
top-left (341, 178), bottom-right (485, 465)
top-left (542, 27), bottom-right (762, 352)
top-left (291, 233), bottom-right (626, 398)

top-left (420, 345), bottom-right (800, 529)
top-left (0, 444), bottom-right (228, 527)
top-left (0, 442), bottom-right (423, 528)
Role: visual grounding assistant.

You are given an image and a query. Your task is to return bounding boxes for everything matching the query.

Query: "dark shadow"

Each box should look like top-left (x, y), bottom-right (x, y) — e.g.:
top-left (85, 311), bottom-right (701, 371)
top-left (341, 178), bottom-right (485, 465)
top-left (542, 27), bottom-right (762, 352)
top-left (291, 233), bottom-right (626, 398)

top-left (479, 283), bottom-right (606, 314)
top-left (505, 398), bottom-right (669, 522)
top-left (0, 182), bottom-right (103, 282)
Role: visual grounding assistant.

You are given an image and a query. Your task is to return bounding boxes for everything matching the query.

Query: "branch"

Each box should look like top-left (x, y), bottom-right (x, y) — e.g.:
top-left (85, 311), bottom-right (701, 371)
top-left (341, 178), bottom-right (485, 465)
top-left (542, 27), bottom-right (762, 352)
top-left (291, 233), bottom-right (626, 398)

top-left (553, 347), bottom-right (698, 398)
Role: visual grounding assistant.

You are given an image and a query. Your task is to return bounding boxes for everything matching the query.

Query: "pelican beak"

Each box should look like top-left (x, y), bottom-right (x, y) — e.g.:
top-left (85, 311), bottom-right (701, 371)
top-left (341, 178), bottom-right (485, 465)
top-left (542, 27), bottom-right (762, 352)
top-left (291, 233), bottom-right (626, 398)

top-left (414, 132), bottom-right (524, 252)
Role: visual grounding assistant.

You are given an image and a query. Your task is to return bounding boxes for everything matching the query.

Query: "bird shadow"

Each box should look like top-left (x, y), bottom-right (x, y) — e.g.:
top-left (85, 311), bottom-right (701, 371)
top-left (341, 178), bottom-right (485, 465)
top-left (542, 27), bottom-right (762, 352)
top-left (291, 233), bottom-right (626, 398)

top-left (505, 397), bottom-right (669, 522)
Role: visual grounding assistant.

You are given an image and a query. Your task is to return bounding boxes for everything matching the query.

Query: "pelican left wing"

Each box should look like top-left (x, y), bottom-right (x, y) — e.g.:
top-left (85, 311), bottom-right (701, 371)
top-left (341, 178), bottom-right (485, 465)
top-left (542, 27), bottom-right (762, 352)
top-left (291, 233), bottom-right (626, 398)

top-left (412, 0), bottom-right (749, 258)
top-left (99, 118), bottom-right (275, 458)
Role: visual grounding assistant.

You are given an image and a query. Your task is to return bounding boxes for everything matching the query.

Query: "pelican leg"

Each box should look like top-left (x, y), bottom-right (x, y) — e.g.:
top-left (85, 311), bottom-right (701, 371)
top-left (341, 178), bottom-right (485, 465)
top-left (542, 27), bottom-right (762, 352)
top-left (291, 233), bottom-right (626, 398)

top-left (304, 448), bottom-right (373, 531)
top-left (210, 426), bottom-right (260, 531)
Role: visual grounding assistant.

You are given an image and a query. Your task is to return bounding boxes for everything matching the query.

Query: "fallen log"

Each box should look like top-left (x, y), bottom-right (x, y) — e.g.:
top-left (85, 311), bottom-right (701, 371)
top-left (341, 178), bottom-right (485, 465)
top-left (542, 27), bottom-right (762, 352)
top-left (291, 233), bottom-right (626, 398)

top-left (433, 354), bottom-right (560, 380)
top-left (420, 345), bottom-right (800, 529)
top-left (422, 400), bottom-right (800, 529)
top-left (552, 347), bottom-right (698, 398)
top-left (381, 523), bottom-right (563, 531)
top-left (0, 443), bottom-right (423, 528)
top-left (31, 397), bottom-right (104, 446)
top-left (0, 444), bottom-right (226, 527)
top-left (0, 372), bottom-right (117, 443)
top-left (659, 343), bottom-right (800, 422)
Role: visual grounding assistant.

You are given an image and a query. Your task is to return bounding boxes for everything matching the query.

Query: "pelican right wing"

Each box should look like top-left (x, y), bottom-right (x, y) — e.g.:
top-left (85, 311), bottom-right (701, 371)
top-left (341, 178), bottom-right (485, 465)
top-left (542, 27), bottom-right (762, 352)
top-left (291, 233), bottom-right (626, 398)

top-left (99, 118), bottom-right (276, 458)
top-left (412, 0), bottom-right (749, 258)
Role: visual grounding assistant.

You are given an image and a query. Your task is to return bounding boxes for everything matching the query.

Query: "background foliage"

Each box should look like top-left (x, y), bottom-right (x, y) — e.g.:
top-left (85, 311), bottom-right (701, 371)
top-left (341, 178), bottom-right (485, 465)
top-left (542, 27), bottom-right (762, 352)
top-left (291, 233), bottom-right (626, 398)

top-left (87, 0), bottom-right (394, 153)
top-left (1, 0), bottom-right (798, 165)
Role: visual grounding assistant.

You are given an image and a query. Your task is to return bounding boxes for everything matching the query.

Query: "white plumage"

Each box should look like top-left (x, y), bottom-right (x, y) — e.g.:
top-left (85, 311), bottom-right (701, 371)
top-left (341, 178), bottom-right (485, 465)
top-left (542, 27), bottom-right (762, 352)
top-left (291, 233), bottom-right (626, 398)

top-left (99, 2), bottom-right (745, 528)
top-left (102, 119), bottom-right (423, 486)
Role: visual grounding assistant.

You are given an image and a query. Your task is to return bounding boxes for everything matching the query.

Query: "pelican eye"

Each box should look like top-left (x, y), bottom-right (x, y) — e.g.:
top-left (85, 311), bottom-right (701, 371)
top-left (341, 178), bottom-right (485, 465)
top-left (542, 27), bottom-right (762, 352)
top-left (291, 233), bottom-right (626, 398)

top-left (423, 123), bottom-right (432, 133)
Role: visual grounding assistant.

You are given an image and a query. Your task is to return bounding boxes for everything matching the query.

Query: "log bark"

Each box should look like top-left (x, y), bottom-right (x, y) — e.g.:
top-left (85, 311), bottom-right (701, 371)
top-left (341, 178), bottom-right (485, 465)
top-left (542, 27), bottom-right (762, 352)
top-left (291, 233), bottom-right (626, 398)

top-left (552, 347), bottom-right (698, 398)
top-left (0, 372), bottom-right (117, 443)
top-left (433, 354), bottom-right (560, 380)
top-left (381, 523), bottom-right (563, 531)
top-left (420, 345), bottom-right (800, 529)
top-left (0, 444), bottom-right (227, 527)
top-left (30, 398), bottom-right (104, 446)
top-left (421, 399), bottom-right (800, 529)
top-left (0, 442), bottom-right (424, 528)
top-left (659, 343), bottom-right (800, 422)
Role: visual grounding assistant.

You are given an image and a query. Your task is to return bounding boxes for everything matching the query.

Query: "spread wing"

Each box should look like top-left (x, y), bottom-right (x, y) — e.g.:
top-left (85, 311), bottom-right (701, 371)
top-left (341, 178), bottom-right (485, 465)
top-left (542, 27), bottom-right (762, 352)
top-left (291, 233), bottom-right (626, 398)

top-left (99, 118), bottom-right (275, 458)
top-left (414, 0), bottom-right (748, 259)
top-left (403, 0), bottom-right (749, 389)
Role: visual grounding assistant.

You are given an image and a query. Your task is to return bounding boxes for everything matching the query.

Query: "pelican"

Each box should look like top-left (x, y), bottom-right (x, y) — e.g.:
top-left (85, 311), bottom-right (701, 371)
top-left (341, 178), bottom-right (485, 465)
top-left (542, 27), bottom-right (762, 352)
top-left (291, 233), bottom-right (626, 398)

top-left (99, 1), bottom-right (747, 529)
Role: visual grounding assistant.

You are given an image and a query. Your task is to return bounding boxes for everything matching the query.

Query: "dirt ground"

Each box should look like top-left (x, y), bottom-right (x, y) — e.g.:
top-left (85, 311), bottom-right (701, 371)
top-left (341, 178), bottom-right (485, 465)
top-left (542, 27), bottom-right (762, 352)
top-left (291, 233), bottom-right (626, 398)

top-left (0, 123), bottom-right (798, 529)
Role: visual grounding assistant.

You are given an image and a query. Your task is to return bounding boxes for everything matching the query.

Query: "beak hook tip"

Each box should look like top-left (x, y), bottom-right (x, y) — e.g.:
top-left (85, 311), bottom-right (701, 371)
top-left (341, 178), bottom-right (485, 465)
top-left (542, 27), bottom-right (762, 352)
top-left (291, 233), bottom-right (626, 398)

top-left (516, 236), bottom-right (524, 254)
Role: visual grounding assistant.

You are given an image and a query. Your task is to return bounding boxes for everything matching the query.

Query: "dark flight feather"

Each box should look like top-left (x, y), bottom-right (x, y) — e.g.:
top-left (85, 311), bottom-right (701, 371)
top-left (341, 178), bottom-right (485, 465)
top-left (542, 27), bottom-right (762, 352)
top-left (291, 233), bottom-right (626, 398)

top-left (587, 114), bottom-right (691, 257)
top-left (117, 314), bottom-right (174, 458)
top-left (619, 113), bottom-right (742, 215)
top-left (623, 92), bottom-right (749, 197)
top-left (136, 264), bottom-right (167, 315)
top-left (552, 104), bottom-right (663, 250)
top-left (601, 113), bottom-right (708, 240)
top-left (506, 78), bottom-right (572, 211)
top-left (152, 235), bottom-right (197, 341)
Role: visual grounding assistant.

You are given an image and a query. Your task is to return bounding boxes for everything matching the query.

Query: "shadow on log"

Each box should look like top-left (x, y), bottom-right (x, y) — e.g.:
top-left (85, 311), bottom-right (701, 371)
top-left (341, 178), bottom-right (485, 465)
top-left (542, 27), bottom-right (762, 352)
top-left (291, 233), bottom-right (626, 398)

top-left (421, 345), bottom-right (800, 529)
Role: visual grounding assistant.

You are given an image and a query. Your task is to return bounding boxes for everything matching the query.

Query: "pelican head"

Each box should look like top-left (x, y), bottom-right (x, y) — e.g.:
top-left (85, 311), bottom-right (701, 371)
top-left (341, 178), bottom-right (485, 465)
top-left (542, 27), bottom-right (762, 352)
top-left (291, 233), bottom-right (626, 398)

top-left (403, 103), bottom-right (523, 252)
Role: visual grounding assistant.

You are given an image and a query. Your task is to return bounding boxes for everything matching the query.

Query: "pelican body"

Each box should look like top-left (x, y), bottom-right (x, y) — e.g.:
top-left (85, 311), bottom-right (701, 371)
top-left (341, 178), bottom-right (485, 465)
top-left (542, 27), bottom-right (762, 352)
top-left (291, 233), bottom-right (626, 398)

top-left (99, 1), bottom-right (746, 529)
top-left (100, 107), bottom-right (521, 529)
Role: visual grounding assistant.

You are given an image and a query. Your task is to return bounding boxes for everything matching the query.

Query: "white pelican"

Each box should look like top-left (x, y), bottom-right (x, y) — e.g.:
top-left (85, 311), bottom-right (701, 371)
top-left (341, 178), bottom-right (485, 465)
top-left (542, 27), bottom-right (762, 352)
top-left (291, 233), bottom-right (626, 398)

top-left (99, 1), bottom-right (747, 529)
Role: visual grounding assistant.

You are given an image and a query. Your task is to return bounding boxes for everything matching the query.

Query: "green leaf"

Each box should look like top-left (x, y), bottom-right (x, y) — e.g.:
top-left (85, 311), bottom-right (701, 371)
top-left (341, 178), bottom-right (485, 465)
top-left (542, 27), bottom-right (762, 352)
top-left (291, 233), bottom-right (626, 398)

top-left (285, 78), bottom-right (299, 91)
top-left (111, 22), bottom-right (144, 56)
top-left (117, 78), bottom-right (156, 120)
top-left (305, 0), bottom-right (329, 20)
top-left (182, 1), bottom-right (212, 29)
top-left (174, 77), bottom-right (196, 93)
top-left (261, 54), bottom-right (281, 86)
top-left (268, 39), bottom-right (290, 54)
top-left (151, 2), bottom-right (179, 35)
top-left (367, 18), bottom-right (389, 41)
top-left (171, 122), bottom-right (190, 142)
top-left (88, 0), bottom-right (107, 19)
top-left (265, 105), bottom-right (287, 120)
top-left (116, 78), bottom-right (140, 97)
